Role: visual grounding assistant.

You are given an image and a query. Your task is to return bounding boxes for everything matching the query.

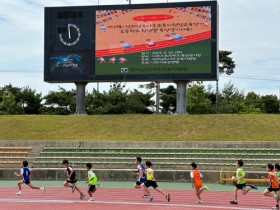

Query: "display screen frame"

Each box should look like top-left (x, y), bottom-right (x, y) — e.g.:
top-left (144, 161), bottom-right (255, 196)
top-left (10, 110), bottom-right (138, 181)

top-left (44, 1), bottom-right (218, 83)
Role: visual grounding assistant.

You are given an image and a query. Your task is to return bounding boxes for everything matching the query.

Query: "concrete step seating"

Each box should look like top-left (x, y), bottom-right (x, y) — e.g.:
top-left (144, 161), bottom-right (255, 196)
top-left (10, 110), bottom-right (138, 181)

top-left (33, 147), bottom-right (278, 169)
top-left (0, 147), bottom-right (32, 167)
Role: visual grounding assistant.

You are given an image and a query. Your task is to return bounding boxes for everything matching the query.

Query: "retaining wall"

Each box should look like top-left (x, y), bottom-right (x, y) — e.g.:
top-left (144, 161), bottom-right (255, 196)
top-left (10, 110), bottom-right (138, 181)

top-left (0, 140), bottom-right (276, 182)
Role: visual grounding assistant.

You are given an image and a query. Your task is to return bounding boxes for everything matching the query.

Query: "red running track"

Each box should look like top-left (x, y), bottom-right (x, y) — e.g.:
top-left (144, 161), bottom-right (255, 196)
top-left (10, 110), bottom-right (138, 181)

top-left (0, 186), bottom-right (276, 210)
top-left (96, 31), bottom-right (211, 57)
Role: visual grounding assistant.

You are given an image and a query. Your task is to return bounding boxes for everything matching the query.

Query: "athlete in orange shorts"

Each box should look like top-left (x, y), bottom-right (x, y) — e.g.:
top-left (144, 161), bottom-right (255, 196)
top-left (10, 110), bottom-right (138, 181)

top-left (262, 163), bottom-right (280, 210)
top-left (190, 162), bottom-right (209, 204)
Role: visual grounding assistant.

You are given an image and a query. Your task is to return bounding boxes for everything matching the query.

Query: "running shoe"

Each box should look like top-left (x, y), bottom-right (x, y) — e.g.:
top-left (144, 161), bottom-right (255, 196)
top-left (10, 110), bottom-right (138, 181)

top-left (204, 185), bottom-right (210, 190)
top-left (249, 185), bottom-right (258, 190)
top-left (143, 194), bottom-right (149, 198)
top-left (80, 193), bottom-right (85, 199)
top-left (16, 191), bottom-right (22, 196)
top-left (41, 187), bottom-right (46, 193)
top-left (166, 194), bottom-right (170, 202)
top-left (149, 197), bottom-right (154, 202)
top-left (198, 200), bottom-right (203, 204)
top-left (88, 198), bottom-right (95, 202)
top-left (72, 185), bottom-right (76, 193)
top-left (272, 207), bottom-right (279, 210)
top-left (230, 200), bottom-right (238, 204)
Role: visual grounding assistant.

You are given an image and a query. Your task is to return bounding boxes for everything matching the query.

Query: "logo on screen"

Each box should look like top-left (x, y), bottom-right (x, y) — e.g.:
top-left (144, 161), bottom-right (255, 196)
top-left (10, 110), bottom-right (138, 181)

top-left (121, 68), bottom-right (129, 73)
top-left (49, 54), bottom-right (84, 75)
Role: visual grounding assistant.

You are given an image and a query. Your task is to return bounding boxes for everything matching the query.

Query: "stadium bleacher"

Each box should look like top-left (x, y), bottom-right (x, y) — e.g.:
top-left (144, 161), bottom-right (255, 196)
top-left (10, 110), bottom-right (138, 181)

top-left (0, 147), bottom-right (32, 166)
top-left (32, 147), bottom-right (278, 169)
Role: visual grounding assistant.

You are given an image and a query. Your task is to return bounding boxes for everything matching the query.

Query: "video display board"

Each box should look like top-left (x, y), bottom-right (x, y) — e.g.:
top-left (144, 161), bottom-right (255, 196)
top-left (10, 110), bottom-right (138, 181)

top-left (95, 7), bottom-right (212, 76)
top-left (44, 1), bottom-right (218, 83)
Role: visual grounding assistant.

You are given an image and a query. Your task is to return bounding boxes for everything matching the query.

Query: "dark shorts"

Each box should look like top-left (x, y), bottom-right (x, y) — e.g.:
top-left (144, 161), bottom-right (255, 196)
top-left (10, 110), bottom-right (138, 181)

top-left (135, 181), bottom-right (142, 186)
top-left (144, 180), bottom-right (158, 189)
top-left (267, 187), bottom-right (280, 192)
top-left (88, 184), bottom-right (96, 192)
top-left (66, 179), bottom-right (77, 184)
top-left (23, 180), bottom-right (30, 185)
top-left (235, 183), bottom-right (246, 190)
top-left (135, 178), bottom-right (146, 186)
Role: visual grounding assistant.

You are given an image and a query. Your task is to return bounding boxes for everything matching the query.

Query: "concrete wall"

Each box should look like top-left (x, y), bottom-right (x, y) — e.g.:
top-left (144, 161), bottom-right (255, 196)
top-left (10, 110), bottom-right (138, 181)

top-left (0, 168), bottom-right (267, 183)
top-left (0, 140), bottom-right (276, 182)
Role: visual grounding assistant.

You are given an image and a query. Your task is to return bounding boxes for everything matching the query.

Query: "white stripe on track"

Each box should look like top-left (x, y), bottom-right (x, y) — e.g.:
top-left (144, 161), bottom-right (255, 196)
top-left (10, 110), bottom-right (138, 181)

top-left (0, 198), bottom-right (269, 210)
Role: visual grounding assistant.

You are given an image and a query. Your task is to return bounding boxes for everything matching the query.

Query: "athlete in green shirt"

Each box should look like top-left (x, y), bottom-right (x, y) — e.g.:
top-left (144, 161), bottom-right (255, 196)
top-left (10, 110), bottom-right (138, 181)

top-left (85, 163), bottom-right (100, 202)
top-left (275, 163), bottom-right (280, 179)
top-left (230, 159), bottom-right (258, 205)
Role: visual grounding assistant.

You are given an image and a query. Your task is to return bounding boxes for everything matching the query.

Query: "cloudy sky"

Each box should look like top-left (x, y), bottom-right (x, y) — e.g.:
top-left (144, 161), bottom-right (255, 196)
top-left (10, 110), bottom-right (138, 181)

top-left (0, 0), bottom-right (279, 96)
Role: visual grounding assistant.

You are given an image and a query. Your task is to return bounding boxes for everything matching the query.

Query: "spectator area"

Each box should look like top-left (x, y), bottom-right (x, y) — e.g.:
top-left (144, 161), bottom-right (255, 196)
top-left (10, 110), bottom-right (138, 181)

top-left (33, 147), bottom-right (279, 169)
top-left (0, 147), bottom-right (32, 166)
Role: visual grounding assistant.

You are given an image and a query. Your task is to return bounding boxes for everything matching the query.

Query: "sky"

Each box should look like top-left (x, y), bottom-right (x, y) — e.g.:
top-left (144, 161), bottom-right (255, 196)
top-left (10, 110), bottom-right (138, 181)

top-left (0, 0), bottom-right (280, 97)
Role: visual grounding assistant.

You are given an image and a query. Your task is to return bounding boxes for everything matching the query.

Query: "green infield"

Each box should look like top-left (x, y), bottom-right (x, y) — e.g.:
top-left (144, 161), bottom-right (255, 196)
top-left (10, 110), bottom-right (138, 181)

top-left (0, 114), bottom-right (279, 141)
top-left (95, 39), bottom-right (211, 75)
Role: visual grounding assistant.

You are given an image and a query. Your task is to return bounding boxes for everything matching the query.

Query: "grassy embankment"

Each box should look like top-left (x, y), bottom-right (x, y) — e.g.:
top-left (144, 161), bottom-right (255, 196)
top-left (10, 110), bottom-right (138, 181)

top-left (0, 114), bottom-right (279, 141)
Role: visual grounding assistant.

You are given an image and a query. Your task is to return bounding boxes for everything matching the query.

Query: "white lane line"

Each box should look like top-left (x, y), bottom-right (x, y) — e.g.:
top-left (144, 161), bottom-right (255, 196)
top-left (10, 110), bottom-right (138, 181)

top-left (0, 198), bottom-right (268, 210)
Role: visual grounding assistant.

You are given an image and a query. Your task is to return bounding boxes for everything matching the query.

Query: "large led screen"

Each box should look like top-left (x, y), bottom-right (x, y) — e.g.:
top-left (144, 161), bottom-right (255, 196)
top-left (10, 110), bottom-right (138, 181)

top-left (95, 6), bottom-right (212, 76)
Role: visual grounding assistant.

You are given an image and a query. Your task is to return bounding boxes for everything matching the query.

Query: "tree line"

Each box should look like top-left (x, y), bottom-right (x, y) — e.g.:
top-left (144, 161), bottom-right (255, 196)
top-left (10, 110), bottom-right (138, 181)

top-left (0, 82), bottom-right (279, 115)
top-left (0, 51), bottom-right (278, 115)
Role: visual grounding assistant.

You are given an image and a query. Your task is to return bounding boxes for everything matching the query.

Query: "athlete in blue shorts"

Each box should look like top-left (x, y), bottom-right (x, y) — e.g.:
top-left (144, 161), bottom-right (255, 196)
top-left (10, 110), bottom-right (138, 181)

top-left (133, 157), bottom-right (148, 198)
top-left (14, 160), bottom-right (45, 195)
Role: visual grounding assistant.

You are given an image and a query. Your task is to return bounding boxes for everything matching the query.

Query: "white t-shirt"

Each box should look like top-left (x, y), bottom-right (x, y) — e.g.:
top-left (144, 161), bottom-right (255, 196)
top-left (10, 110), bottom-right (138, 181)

top-left (88, 170), bottom-right (95, 178)
top-left (190, 171), bottom-right (203, 178)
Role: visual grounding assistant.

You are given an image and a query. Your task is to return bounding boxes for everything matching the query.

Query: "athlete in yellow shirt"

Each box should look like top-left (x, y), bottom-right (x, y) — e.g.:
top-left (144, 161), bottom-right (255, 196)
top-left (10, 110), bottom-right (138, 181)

top-left (141, 161), bottom-right (170, 202)
top-left (85, 163), bottom-right (100, 202)
top-left (230, 159), bottom-right (257, 205)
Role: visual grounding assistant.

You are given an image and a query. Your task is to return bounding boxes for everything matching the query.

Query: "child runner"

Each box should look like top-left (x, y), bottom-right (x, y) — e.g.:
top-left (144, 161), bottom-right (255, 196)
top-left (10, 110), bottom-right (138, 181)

top-left (190, 162), bottom-right (209, 204)
top-left (133, 157), bottom-right (148, 198)
top-left (230, 159), bottom-right (258, 205)
top-left (275, 163), bottom-right (280, 182)
top-left (141, 161), bottom-right (170, 202)
top-left (85, 163), bottom-right (100, 202)
top-left (262, 163), bottom-right (280, 210)
top-left (62, 159), bottom-right (85, 199)
top-left (14, 160), bottom-right (45, 195)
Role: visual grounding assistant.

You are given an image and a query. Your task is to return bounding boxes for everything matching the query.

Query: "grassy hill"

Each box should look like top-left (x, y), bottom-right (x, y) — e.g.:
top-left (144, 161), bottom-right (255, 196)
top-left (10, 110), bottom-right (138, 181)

top-left (0, 114), bottom-right (279, 141)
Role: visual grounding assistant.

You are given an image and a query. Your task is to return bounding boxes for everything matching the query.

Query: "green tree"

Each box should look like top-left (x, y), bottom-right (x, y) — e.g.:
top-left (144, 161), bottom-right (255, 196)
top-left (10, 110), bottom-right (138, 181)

top-left (86, 83), bottom-right (154, 114)
top-left (126, 89), bottom-right (154, 114)
top-left (160, 85), bottom-right (176, 114)
top-left (42, 87), bottom-right (76, 115)
top-left (187, 85), bottom-right (214, 114)
top-left (18, 87), bottom-right (42, 114)
top-left (86, 89), bottom-right (108, 114)
top-left (261, 95), bottom-right (279, 114)
top-left (219, 82), bottom-right (245, 113)
top-left (0, 93), bottom-right (23, 114)
top-left (219, 50), bottom-right (236, 75)
top-left (102, 83), bottom-right (128, 114)
top-left (0, 84), bottom-right (42, 114)
top-left (243, 92), bottom-right (262, 113)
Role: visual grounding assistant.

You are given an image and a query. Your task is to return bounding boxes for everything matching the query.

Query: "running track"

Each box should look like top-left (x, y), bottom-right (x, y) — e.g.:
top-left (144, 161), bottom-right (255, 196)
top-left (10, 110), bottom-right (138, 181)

top-left (96, 31), bottom-right (211, 57)
top-left (0, 187), bottom-right (276, 210)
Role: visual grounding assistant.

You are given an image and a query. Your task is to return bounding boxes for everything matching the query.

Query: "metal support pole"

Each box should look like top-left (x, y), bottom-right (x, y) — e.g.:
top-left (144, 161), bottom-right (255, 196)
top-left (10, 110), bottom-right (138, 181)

top-left (156, 82), bottom-right (160, 114)
top-left (75, 82), bottom-right (87, 115)
top-left (216, 79), bottom-right (219, 113)
top-left (175, 80), bottom-right (188, 114)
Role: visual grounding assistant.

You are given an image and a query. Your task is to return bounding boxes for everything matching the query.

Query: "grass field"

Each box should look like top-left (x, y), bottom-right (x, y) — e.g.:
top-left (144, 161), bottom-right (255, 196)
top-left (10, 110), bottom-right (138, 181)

top-left (0, 114), bottom-right (279, 141)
